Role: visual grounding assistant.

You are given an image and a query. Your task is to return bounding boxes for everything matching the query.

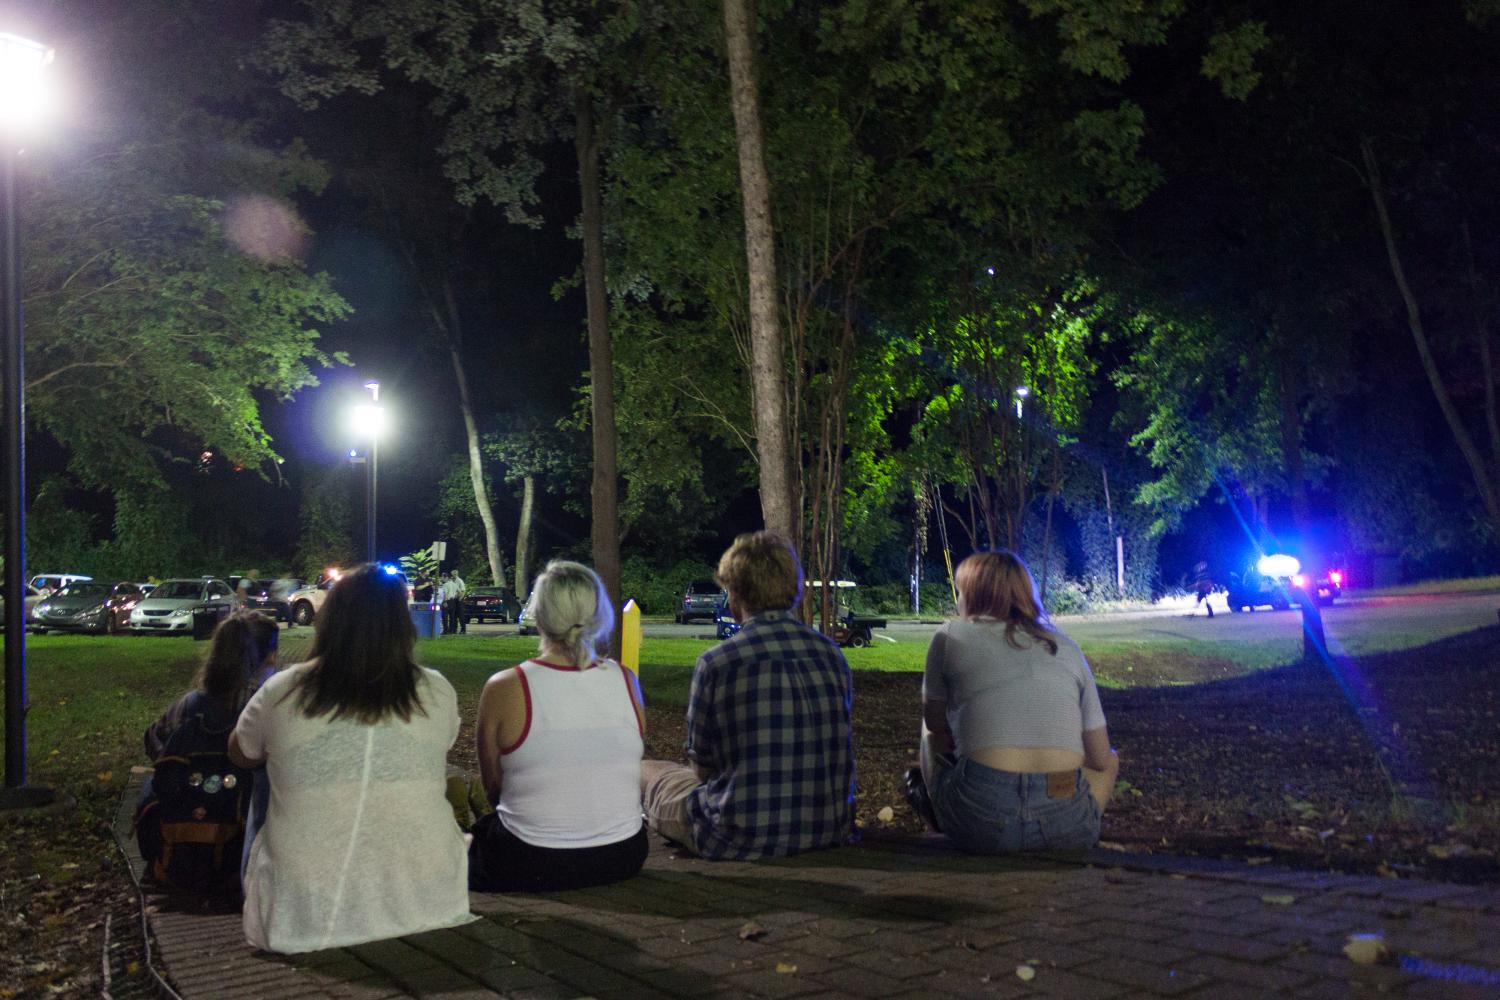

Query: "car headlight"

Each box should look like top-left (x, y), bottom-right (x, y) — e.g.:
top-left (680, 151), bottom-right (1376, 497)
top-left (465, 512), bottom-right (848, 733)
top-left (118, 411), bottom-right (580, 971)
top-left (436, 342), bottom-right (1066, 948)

top-left (170, 608), bottom-right (191, 618)
top-left (35, 603), bottom-right (51, 616)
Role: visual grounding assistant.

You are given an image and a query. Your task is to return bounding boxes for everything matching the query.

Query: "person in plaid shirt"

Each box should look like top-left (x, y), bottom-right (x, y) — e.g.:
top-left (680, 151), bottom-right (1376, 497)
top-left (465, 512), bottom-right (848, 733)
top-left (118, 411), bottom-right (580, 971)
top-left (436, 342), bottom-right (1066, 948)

top-left (641, 532), bottom-right (855, 859)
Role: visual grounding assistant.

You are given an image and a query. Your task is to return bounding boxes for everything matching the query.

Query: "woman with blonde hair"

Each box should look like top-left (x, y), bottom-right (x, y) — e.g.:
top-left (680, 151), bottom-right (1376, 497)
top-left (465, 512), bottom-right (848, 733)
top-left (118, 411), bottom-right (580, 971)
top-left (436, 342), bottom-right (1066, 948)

top-left (913, 550), bottom-right (1119, 853)
top-left (468, 560), bottom-right (648, 891)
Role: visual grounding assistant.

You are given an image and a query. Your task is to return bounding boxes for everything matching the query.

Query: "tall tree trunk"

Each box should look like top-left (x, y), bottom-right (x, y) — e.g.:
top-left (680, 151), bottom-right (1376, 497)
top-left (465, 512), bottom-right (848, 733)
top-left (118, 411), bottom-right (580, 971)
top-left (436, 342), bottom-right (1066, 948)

top-left (515, 473), bottom-right (536, 599)
top-left (1361, 137), bottom-right (1500, 533)
top-left (574, 87), bottom-right (622, 650)
top-left (442, 282), bottom-right (505, 587)
top-left (722, 0), bottom-right (796, 545)
top-left (1039, 444), bottom-right (1060, 602)
top-left (1274, 343), bottom-right (1313, 535)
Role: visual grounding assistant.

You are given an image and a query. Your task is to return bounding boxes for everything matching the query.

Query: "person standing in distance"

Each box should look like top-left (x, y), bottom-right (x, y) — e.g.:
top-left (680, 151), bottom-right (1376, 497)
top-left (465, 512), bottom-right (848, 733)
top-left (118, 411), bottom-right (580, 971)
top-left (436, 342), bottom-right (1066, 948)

top-left (451, 570), bottom-right (468, 634)
top-left (641, 531), bottom-right (855, 859)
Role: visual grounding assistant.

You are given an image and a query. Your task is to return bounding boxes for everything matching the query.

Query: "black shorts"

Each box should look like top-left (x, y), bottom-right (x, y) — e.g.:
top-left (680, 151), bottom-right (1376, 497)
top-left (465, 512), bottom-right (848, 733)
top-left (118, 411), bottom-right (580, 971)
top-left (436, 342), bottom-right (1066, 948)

top-left (468, 813), bottom-right (648, 893)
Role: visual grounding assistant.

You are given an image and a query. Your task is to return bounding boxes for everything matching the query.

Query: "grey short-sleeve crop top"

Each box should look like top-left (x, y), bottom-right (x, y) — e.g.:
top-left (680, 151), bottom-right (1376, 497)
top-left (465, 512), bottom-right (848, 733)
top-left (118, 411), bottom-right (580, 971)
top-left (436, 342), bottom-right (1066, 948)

top-left (922, 619), bottom-right (1105, 756)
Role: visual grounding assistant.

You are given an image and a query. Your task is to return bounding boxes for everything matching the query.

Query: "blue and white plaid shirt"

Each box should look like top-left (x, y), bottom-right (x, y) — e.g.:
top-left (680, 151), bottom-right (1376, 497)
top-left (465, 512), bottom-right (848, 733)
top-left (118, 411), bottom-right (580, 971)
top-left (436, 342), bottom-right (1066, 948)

top-left (684, 609), bottom-right (856, 860)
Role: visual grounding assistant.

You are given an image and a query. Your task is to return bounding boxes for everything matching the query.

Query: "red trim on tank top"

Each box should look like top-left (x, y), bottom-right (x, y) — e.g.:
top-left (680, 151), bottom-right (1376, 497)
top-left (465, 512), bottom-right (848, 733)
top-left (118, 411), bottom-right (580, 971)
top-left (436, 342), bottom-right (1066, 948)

top-left (530, 658), bottom-right (595, 671)
top-left (499, 667), bottom-right (533, 754)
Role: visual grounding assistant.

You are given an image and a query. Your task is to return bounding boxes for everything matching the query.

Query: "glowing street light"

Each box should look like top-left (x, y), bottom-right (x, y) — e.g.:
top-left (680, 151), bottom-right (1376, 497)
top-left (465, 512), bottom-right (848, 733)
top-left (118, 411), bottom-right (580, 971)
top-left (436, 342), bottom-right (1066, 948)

top-left (350, 381), bottom-right (384, 562)
top-left (0, 34), bottom-right (54, 132)
top-left (2, 30), bottom-right (54, 802)
top-left (1014, 385), bottom-right (1030, 419)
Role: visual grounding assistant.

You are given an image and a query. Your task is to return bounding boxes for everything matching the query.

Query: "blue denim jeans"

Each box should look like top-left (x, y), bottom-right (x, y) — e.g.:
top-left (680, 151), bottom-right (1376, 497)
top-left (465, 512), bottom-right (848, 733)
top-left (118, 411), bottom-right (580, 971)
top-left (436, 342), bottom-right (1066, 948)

top-left (931, 757), bottom-right (1100, 854)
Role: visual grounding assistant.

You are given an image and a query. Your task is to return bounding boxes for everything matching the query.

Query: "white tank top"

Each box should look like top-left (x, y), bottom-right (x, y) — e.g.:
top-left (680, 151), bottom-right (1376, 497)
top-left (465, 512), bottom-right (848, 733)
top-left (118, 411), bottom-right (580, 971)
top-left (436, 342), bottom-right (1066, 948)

top-left (495, 658), bottom-right (644, 848)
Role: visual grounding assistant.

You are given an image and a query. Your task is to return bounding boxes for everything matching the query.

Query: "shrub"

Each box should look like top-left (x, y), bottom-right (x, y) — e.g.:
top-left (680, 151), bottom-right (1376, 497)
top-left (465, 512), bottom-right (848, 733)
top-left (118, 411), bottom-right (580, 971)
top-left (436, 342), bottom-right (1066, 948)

top-left (620, 555), bottom-right (718, 617)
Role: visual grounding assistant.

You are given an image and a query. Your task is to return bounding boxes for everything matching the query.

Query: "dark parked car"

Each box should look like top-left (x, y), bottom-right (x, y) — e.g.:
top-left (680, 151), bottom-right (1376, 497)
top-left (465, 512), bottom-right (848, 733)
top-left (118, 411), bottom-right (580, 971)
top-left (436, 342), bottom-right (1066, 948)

top-left (463, 586), bottom-right (523, 625)
top-left (31, 581), bottom-right (144, 634)
top-left (676, 579), bottom-right (725, 624)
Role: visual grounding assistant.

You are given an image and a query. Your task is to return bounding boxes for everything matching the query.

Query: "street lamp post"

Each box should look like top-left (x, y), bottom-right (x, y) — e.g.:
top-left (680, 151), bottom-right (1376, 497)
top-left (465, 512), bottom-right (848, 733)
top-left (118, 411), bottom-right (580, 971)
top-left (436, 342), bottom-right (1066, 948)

top-left (1014, 385), bottom-right (1029, 419)
top-left (2, 31), bottom-right (53, 804)
top-left (351, 381), bottom-right (383, 563)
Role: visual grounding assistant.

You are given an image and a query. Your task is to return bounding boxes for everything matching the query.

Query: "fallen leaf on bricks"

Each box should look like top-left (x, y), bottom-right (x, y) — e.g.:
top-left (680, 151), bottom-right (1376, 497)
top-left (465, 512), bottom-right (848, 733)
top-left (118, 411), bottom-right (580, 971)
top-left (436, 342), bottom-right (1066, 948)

top-left (1015, 965), bottom-right (1036, 982)
top-left (738, 921), bottom-right (766, 941)
top-left (1342, 934), bottom-right (1388, 965)
top-left (1260, 894), bottom-right (1296, 906)
top-left (775, 962), bottom-right (798, 974)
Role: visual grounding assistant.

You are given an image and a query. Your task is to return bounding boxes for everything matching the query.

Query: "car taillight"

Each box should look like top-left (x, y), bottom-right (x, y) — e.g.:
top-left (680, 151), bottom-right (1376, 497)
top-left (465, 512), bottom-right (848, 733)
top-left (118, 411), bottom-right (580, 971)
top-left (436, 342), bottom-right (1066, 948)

top-left (1291, 573), bottom-right (1307, 588)
top-left (1330, 571), bottom-right (1343, 585)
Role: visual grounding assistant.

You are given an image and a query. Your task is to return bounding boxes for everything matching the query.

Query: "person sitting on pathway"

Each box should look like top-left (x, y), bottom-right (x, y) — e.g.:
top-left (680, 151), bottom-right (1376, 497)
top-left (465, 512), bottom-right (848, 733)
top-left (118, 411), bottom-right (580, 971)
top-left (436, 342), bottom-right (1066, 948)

top-left (641, 531), bottom-right (855, 859)
top-left (467, 560), bottom-right (648, 892)
top-left (911, 549), bottom-right (1119, 854)
top-left (228, 564), bottom-right (472, 954)
top-left (135, 611), bottom-right (280, 893)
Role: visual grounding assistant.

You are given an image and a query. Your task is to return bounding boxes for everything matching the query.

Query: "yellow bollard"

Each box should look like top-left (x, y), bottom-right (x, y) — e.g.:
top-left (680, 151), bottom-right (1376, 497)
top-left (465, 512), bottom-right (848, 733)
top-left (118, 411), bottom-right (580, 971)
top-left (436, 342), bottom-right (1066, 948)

top-left (620, 598), bottom-right (642, 676)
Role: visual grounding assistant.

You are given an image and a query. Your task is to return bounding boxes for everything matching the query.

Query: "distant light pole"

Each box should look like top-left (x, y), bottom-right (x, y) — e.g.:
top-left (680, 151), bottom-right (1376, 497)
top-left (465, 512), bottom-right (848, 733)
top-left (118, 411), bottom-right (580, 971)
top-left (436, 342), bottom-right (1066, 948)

top-left (349, 381), bottom-right (384, 563)
top-left (2, 31), bottom-right (53, 804)
top-left (1014, 385), bottom-right (1029, 419)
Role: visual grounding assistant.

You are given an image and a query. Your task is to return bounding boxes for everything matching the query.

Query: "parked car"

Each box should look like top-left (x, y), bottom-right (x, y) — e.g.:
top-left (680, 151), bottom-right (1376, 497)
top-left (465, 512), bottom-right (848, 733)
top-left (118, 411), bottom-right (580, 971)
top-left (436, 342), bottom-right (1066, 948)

top-left (676, 579), bottom-right (725, 624)
top-left (0, 584), bottom-right (45, 628)
top-left (31, 581), bottom-right (144, 634)
top-left (286, 572), bottom-right (340, 627)
top-left (463, 586), bottom-right (522, 625)
top-left (516, 602), bottom-right (537, 637)
top-left (128, 578), bottom-right (238, 633)
top-left (29, 573), bottom-right (92, 597)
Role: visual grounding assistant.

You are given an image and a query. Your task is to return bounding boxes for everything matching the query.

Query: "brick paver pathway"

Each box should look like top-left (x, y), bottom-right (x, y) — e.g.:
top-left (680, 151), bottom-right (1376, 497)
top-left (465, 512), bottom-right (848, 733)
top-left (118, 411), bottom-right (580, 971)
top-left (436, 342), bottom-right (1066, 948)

top-left (113, 765), bottom-right (1500, 1000)
top-left (119, 629), bottom-right (1500, 997)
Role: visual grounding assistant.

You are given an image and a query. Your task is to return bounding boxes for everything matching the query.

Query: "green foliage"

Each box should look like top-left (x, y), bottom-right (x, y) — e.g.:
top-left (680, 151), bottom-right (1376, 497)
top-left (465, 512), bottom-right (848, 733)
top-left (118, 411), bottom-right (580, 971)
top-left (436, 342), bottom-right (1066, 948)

top-left (295, 466), bottom-right (359, 580)
top-left (1200, 21), bottom-right (1270, 101)
top-left (435, 460), bottom-right (501, 584)
top-left (399, 546), bottom-right (439, 587)
top-left (26, 98), bottom-right (349, 497)
top-left (618, 554), bottom-right (718, 617)
top-left (25, 479), bottom-right (99, 575)
top-left (100, 491), bottom-right (195, 580)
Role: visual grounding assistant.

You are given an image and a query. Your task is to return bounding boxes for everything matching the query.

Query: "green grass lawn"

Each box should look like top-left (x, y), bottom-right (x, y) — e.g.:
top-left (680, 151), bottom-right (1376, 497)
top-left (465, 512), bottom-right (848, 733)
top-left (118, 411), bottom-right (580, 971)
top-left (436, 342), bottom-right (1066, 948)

top-left (1355, 574), bottom-right (1500, 597)
top-left (0, 612), bottom-right (1471, 804)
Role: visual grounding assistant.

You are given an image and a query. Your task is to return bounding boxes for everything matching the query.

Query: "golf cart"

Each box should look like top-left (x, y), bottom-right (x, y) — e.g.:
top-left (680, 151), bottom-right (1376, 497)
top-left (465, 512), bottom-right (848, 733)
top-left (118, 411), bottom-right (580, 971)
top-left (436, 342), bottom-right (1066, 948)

top-left (812, 580), bottom-right (887, 648)
top-left (714, 580), bottom-right (887, 647)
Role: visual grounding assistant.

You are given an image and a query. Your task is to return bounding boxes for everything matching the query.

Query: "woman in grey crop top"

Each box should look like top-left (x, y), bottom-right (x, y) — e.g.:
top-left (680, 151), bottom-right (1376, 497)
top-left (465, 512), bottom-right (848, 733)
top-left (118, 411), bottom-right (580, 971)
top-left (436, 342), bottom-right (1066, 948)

top-left (911, 550), bottom-right (1120, 854)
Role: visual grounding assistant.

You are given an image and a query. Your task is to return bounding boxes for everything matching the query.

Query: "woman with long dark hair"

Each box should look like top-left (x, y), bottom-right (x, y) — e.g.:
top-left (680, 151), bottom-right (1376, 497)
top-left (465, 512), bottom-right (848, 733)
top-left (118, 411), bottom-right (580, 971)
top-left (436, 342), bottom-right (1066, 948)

top-left (915, 550), bottom-right (1119, 853)
top-left (135, 611), bottom-right (279, 893)
top-left (229, 565), bottom-right (471, 953)
top-left (144, 611), bottom-right (279, 758)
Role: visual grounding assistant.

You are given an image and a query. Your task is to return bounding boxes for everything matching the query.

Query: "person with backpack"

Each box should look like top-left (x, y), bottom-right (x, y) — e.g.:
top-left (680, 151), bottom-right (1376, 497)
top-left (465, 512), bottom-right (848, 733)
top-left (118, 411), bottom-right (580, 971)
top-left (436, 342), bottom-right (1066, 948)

top-left (135, 612), bottom-right (280, 894)
top-left (228, 564), bottom-right (472, 953)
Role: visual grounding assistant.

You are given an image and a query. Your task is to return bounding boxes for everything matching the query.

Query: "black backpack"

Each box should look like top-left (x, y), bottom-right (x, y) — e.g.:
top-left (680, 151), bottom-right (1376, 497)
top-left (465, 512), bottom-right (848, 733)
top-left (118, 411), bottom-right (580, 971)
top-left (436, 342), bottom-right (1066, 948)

top-left (134, 692), bottom-right (253, 894)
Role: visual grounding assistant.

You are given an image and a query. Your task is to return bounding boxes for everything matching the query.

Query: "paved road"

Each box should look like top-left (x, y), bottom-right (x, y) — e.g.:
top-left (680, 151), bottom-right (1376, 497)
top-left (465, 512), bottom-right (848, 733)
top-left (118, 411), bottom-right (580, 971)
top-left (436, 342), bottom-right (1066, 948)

top-left (462, 590), bottom-right (1500, 659)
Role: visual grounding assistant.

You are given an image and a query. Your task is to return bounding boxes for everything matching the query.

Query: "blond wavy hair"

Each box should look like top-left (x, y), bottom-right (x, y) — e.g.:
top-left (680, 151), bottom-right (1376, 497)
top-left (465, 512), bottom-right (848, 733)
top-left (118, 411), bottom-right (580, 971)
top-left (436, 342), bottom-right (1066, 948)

top-left (954, 550), bottom-right (1058, 654)
top-left (716, 531), bottom-right (803, 616)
